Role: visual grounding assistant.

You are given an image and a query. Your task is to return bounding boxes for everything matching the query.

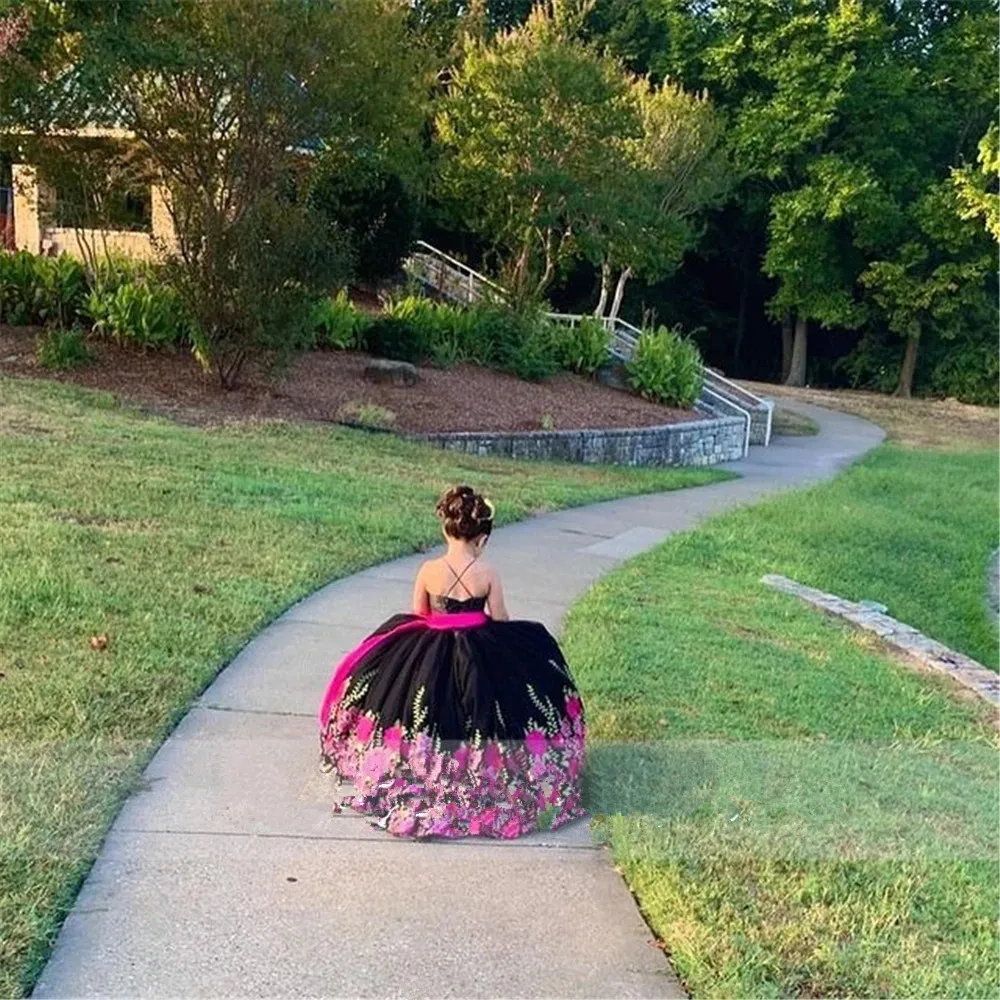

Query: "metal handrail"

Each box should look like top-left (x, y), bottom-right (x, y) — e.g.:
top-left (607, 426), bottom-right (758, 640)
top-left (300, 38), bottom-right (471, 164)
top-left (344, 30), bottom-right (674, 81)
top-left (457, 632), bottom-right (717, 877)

top-left (701, 385), bottom-right (751, 458)
top-left (412, 240), bottom-right (508, 298)
top-left (703, 366), bottom-right (766, 407)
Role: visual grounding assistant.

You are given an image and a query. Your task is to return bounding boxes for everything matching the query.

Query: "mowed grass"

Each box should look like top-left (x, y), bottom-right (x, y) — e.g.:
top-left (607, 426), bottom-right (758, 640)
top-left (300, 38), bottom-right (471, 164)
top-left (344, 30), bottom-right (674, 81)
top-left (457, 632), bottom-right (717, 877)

top-left (0, 376), bottom-right (728, 998)
top-left (564, 443), bottom-right (999, 998)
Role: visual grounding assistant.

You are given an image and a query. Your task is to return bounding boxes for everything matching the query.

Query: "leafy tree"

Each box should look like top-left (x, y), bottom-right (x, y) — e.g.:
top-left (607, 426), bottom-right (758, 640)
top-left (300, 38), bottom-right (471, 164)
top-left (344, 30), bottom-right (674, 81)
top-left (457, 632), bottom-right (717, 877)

top-left (953, 123), bottom-right (1000, 243)
top-left (587, 77), bottom-right (730, 321)
top-left (435, 2), bottom-right (635, 299)
top-left (859, 182), bottom-right (995, 397)
top-left (436, 0), bottom-right (727, 315)
top-left (4, 0), bottom-right (427, 386)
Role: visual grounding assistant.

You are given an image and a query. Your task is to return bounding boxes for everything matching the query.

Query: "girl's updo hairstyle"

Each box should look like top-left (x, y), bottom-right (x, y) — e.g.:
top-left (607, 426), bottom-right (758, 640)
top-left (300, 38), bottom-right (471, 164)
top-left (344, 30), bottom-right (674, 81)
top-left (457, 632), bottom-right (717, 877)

top-left (435, 485), bottom-right (495, 541)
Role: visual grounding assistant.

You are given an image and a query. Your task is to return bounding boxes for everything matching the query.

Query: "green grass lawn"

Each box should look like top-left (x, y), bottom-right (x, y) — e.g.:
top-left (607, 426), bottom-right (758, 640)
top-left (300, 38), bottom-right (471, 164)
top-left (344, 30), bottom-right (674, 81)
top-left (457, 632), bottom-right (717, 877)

top-left (0, 376), bottom-right (728, 998)
top-left (564, 443), bottom-right (999, 999)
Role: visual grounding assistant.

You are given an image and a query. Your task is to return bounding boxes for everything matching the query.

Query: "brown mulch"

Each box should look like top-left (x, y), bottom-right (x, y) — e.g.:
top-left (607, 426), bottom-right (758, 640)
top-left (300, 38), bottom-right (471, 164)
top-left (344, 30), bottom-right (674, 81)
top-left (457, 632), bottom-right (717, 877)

top-left (0, 325), bottom-right (700, 433)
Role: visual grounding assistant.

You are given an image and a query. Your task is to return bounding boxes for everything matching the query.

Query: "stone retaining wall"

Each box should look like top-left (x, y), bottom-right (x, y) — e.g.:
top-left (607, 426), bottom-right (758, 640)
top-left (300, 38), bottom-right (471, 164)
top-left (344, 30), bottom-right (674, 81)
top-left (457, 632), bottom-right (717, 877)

top-left (410, 415), bottom-right (746, 468)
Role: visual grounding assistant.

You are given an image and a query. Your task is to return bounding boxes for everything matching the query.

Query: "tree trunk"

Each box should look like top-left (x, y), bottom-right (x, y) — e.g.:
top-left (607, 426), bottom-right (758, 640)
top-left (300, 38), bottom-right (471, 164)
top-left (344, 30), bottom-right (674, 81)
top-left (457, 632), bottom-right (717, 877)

top-left (895, 335), bottom-right (919, 398)
top-left (608, 266), bottom-right (633, 322)
top-left (593, 259), bottom-right (611, 317)
top-left (780, 311), bottom-right (794, 383)
top-left (784, 315), bottom-right (808, 387)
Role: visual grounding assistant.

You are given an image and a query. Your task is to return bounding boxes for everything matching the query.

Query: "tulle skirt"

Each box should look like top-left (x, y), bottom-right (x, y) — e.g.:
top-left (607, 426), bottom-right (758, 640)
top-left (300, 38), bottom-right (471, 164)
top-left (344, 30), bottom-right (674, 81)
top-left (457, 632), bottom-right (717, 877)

top-left (319, 611), bottom-right (586, 839)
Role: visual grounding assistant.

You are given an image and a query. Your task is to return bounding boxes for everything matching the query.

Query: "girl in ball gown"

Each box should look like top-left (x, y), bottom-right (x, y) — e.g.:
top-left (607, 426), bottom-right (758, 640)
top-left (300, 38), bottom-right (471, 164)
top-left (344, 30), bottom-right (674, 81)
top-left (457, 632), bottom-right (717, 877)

top-left (319, 485), bottom-right (585, 839)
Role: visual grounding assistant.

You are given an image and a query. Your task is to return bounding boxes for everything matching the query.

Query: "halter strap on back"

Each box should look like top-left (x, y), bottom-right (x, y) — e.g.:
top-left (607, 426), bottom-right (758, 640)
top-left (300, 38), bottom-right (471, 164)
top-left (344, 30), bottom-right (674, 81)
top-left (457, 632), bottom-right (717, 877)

top-left (443, 558), bottom-right (477, 599)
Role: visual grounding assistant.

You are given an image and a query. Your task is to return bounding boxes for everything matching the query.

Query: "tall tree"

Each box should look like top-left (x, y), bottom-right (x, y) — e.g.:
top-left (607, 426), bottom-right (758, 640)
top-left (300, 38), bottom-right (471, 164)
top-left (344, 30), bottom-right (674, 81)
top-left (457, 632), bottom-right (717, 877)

top-left (435, 2), bottom-right (636, 298)
top-left (586, 78), bottom-right (730, 321)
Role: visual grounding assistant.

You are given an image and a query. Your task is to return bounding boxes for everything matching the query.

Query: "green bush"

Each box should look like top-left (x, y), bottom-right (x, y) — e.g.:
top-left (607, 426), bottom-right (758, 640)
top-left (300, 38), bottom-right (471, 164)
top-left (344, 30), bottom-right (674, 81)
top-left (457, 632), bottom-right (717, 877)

top-left (451, 303), bottom-right (559, 381)
top-left (36, 255), bottom-right (88, 328)
top-left (327, 294), bottom-right (560, 381)
top-left (312, 289), bottom-right (371, 349)
top-left (0, 250), bottom-right (40, 325)
top-left (35, 327), bottom-right (94, 371)
top-left (925, 335), bottom-right (1000, 406)
top-left (93, 254), bottom-right (150, 294)
top-left (85, 279), bottom-right (190, 349)
top-left (495, 310), bottom-right (561, 381)
top-left (384, 295), bottom-right (447, 343)
top-left (0, 251), bottom-right (87, 327)
top-left (549, 316), bottom-right (611, 375)
top-left (626, 325), bottom-right (704, 407)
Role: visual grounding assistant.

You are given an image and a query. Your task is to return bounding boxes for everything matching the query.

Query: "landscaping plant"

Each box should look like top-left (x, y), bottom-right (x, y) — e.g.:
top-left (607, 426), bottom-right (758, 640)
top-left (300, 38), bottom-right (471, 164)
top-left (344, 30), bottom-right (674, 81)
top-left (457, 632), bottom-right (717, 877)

top-left (312, 290), bottom-right (371, 350)
top-left (627, 325), bottom-right (704, 408)
top-left (35, 327), bottom-right (93, 370)
top-left (549, 316), bottom-right (611, 375)
top-left (84, 279), bottom-right (191, 349)
top-left (0, 251), bottom-right (87, 328)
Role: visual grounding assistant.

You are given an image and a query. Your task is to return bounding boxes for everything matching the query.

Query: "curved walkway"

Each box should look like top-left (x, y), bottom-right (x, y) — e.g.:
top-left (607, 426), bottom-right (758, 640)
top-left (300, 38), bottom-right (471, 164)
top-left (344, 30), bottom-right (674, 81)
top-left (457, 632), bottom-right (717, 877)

top-left (34, 403), bottom-right (884, 1000)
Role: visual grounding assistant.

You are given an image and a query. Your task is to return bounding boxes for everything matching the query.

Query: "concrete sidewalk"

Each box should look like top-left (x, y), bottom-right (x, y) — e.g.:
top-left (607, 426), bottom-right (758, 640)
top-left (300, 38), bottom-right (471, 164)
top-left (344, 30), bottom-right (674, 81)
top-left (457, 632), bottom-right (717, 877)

top-left (33, 403), bottom-right (884, 1000)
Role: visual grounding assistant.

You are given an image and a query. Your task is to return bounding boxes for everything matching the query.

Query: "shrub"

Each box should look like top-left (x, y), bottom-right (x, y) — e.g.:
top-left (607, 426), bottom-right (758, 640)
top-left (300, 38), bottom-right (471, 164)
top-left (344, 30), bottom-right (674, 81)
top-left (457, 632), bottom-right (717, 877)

top-left (0, 251), bottom-right (87, 327)
top-left (36, 255), bottom-right (88, 328)
top-left (0, 250), bottom-right (40, 325)
top-left (626, 325), bottom-right (704, 408)
top-left (359, 297), bottom-right (560, 380)
top-left (169, 195), bottom-right (353, 387)
top-left (925, 333), bottom-right (1000, 406)
top-left (85, 279), bottom-right (191, 349)
top-left (93, 253), bottom-right (150, 294)
top-left (549, 316), bottom-right (610, 375)
top-left (492, 308), bottom-right (561, 381)
top-left (450, 303), bottom-right (560, 380)
top-left (312, 290), bottom-right (370, 350)
top-left (36, 328), bottom-right (94, 371)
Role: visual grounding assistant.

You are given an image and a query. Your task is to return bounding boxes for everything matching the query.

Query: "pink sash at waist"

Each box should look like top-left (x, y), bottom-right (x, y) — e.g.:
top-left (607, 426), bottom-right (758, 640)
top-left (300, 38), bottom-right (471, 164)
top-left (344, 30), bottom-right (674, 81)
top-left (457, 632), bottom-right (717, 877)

top-left (319, 611), bottom-right (488, 727)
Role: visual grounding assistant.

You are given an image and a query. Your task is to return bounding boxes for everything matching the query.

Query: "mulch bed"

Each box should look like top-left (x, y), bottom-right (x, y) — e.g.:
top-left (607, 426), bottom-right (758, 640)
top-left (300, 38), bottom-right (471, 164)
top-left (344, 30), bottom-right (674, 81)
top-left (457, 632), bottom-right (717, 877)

top-left (0, 325), bottom-right (700, 433)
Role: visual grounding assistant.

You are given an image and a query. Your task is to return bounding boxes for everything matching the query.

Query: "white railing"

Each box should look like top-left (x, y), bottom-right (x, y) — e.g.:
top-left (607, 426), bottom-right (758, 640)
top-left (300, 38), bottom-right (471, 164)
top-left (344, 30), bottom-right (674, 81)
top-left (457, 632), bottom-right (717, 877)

top-left (703, 367), bottom-right (772, 445)
top-left (405, 241), bottom-right (508, 305)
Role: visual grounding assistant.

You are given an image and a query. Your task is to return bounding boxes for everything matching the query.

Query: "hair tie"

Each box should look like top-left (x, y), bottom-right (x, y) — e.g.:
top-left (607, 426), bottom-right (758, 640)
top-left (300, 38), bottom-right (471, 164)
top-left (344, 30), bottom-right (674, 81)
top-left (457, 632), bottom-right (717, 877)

top-left (482, 497), bottom-right (495, 518)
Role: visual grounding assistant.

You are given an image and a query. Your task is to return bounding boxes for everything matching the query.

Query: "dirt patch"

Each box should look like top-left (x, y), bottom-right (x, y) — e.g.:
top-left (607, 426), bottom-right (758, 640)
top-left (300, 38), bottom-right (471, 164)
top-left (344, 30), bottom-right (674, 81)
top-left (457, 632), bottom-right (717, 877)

top-left (0, 325), bottom-right (698, 433)
top-left (743, 380), bottom-right (997, 451)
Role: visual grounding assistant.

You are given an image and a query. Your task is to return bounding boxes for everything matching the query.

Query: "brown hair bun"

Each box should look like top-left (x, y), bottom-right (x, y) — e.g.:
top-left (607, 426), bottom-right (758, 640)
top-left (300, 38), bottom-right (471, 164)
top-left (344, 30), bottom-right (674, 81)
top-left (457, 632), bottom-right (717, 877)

top-left (435, 485), bottom-right (495, 541)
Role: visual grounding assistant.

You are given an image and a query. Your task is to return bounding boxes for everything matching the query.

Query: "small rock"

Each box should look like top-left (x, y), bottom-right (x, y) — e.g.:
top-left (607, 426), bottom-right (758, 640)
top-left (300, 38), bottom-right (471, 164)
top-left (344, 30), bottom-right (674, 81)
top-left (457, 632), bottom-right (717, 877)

top-left (363, 359), bottom-right (420, 387)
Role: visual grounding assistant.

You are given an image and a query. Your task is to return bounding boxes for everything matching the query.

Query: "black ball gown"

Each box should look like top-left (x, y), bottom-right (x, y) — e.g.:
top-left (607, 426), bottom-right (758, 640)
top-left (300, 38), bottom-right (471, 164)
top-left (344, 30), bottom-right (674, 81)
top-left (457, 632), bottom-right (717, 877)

top-left (319, 593), bottom-right (586, 839)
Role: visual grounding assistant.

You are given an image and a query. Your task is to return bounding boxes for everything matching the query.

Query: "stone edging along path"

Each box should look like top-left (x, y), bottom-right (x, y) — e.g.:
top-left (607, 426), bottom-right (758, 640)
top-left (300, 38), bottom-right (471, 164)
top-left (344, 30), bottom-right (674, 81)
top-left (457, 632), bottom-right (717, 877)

top-left (763, 575), bottom-right (1000, 709)
top-left (32, 401), bottom-right (885, 1000)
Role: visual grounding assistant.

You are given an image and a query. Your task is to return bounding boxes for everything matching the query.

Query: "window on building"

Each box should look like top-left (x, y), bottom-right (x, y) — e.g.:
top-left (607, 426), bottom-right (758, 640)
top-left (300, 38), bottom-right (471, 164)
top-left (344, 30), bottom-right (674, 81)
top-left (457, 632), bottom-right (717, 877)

top-left (52, 174), bottom-right (152, 232)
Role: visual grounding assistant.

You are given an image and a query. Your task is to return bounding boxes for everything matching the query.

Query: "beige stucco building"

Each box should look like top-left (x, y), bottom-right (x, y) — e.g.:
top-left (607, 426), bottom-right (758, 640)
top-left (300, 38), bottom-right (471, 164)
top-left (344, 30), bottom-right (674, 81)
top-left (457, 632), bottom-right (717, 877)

top-left (5, 128), bottom-right (177, 262)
